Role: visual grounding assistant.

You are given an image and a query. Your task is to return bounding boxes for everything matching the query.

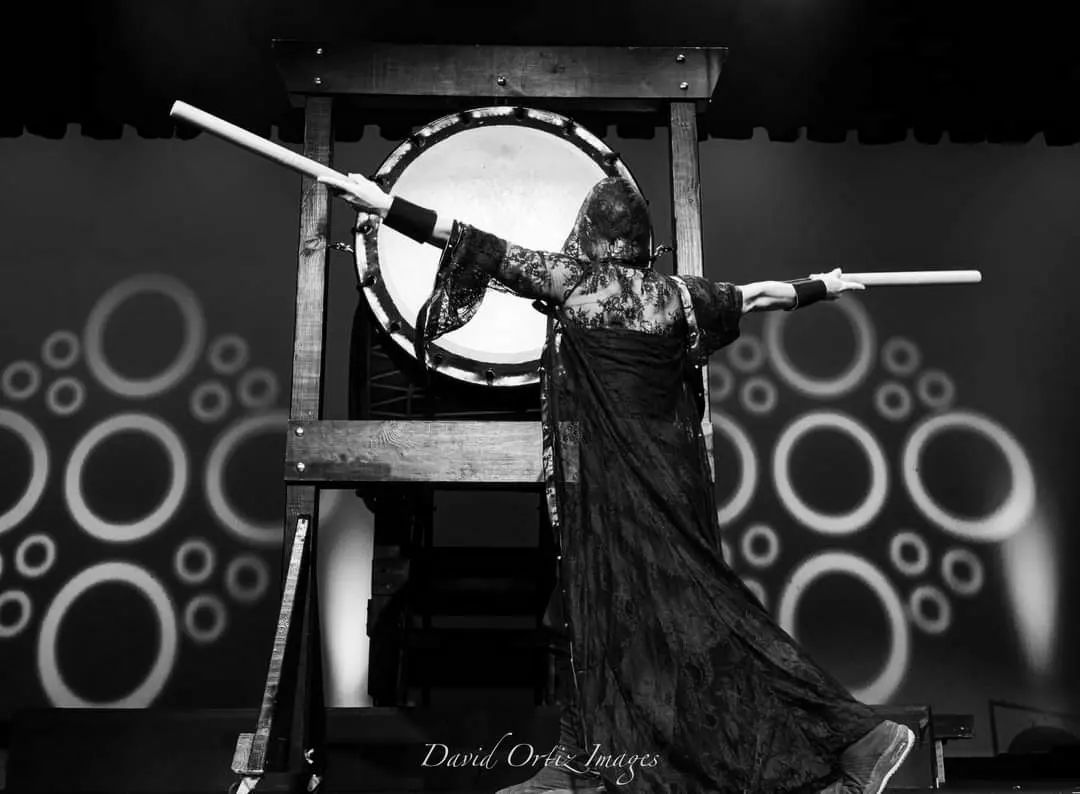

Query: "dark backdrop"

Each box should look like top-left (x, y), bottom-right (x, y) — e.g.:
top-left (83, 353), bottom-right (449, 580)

top-left (0, 123), bottom-right (1077, 756)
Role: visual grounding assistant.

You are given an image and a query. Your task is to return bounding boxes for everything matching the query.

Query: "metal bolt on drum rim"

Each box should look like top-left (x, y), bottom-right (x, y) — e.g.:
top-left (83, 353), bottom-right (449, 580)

top-left (355, 106), bottom-right (643, 388)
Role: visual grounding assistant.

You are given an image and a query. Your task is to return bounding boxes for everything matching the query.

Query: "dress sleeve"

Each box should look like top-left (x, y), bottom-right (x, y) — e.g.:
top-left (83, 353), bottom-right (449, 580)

top-left (447, 222), bottom-right (586, 302)
top-left (414, 221), bottom-right (585, 356)
top-left (679, 275), bottom-right (744, 353)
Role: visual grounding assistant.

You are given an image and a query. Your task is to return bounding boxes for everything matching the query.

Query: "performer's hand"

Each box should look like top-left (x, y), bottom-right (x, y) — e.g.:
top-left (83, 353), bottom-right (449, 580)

top-left (316, 173), bottom-right (393, 216)
top-left (810, 268), bottom-right (867, 299)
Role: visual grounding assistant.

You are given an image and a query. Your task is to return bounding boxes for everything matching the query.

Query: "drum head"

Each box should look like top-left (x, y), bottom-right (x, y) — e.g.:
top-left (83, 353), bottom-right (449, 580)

top-left (356, 106), bottom-right (640, 387)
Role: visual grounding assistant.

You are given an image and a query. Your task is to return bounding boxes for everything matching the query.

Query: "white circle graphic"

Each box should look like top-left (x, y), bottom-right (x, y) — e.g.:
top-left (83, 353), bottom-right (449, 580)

top-left (709, 362), bottom-right (734, 402)
top-left (710, 411), bottom-right (759, 527)
top-left (941, 547), bottom-right (985, 597)
top-left (902, 411), bottom-right (1034, 542)
top-left (64, 413), bottom-right (189, 543)
top-left (773, 411), bottom-right (889, 535)
top-left (888, 530), bottom-right (930, 578)
top-left (237, 368), bottom-right (279, 410)
top-left (37, 561), bottom-right (178, 707)
top-left (874, 381), bottom-right (913, 422)
top-left (46, 376), bottom-right (87, 417)
top-left (226, 554), bottom-right (271, 604)
top-left (916, 369), bottom-right (956, 411)
top-left (84, 274), bottom-right (206, 399)
top-left (881, 337), bottom-right (921, 378)
top-left (207, 334), bottom-right (250, 376)
top-left (778, 552), bottom-right (909, 703)
top-left (1, 361), bottom-right (41, 401)
top-left (190, 381), bottom-right (230, 423)
top-left (727, 335), bottom-right (765, 373)
top-left (205, 412), bottom-right (287, 547)
top-left (764, 299), bottom-right (876, 398)
top-left (908, 584), bottom-right (952, 635)
top-left (741, 577), bottom-right (768, 609)
top-left (174, 538), bottom-right (216, 586)
top-left (0, 409), bottom-right (50, 536)
top-left (740, 376), bottom-right (778, 416)
top-left (741, 523), bottom-right (779, 569)
top-left (183, 594), bottom-right (227, 644)
top-left (15, 533), bottom-right (56, 578)
top-left (0, 590), bottom-right (32, 638)
top-left (42, 330), bottom-right (81, 370)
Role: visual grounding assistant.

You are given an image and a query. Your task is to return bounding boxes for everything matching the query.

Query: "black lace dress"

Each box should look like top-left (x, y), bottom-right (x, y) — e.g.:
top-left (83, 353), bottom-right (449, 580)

top-left (416, 222), bottom-right (880, 793)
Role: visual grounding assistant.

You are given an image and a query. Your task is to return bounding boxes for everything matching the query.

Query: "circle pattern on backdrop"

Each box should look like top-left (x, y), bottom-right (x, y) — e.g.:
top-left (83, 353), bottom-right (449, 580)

top-left (84, 274), bottom-right (206, 399)
top-left (0, 409), bottom-right (50, 536)
top-left (37, 561), bottom-right (178, 707)
top-left (237, 368), bottom-right (279, 410)
top-left (190, 381), bottom-right (231, 423)
top-left (710, 411), bottom-right (758, 527)
top-left (773, 411), bottom-right (889, 535)
top-left (727, 335), bottom-right (765, 373)
top-left (888, 530), bottom-right (930, 578)
top-left (46, 376), bottom-right (87, 417)
top-left (741, 524), bottom-right (780, 569)
top-left (874, 381), bottom-right (913, 422)
top-left (763, 299), bottom-right (875, 399)
top-left (183, 594), bottom-right (227, 644)
top-left (64, 413), bottom-right (189, 543)
top-left (916, 370), bottom-right (956, 411)
top-left (941, 547), bottom-right (985, 597)
top-left (1, 361), bottom-right (41, 401)
top-left (207, 334), bottom-right (250, 376)
top-left (908, 584), bottom-right (952, 635)
top-left (174, 538), bottom-right (216, 586)
top-left (225, 555), bottom-right (271, 604)
top-left (205, 411), bottom-right (287, 547)
top-left (902, 410), bottom-right (1035, 542)
top-left (709, 363), bottom-right (734, 402)
top-left (42, 330), bottom-right (81, 370)
top-left (741, 577), bottom-right (768, 609)
top-left (740, 376), bottom-right (778, 416)
top-left (881, 337), bottom-right (921, 378)
top-left (15, 533), bottom-right (56, 579)
top-left (0, 590), bottom-right (32, 639)
top-left (778, 551), bottom-right (909, 704)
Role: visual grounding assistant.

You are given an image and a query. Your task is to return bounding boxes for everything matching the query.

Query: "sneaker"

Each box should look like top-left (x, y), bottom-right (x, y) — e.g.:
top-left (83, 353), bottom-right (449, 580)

top-left (840, 720), bottom-right (916, 794)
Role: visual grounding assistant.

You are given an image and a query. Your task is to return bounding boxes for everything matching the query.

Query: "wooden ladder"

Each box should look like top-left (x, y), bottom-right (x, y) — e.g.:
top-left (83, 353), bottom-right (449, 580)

top-left (229, 41), bottom-right (726, 794)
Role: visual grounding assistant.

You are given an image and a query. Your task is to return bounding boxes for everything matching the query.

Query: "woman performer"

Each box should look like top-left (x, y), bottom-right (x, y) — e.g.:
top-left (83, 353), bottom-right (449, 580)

top-left (318, 172), bottom-right (915, 794)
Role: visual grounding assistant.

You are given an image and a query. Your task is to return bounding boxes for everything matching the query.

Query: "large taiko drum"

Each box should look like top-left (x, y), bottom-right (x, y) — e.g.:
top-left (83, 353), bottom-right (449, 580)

top-left (354, 106), bottom-right (641, 387)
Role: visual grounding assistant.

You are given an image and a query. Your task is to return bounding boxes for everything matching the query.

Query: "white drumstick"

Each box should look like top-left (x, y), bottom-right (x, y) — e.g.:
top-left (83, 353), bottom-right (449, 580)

top-left (839, 270), bottom-right (982, 286)
top-left (170, 100), bottom-right (346, 183)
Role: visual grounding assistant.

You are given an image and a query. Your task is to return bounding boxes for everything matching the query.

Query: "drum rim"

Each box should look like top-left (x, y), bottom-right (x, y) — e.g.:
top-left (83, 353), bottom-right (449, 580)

top-left (356, 105), bottom-right (641, 388)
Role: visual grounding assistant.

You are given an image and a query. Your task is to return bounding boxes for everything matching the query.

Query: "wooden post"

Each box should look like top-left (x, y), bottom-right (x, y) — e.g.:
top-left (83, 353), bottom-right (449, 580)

top-left (289, 95), bottom-right (333, 426)
top-left (669, 100), bottom-right (715, 479)
top-left (232, 96), bottom-right (334, 792)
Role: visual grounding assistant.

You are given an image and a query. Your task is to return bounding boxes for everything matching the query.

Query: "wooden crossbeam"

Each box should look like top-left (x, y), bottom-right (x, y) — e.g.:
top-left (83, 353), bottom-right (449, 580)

top-left (273, 42), bottom-right (725, 105)
top-left (285, 420), bottom-right (572, 484)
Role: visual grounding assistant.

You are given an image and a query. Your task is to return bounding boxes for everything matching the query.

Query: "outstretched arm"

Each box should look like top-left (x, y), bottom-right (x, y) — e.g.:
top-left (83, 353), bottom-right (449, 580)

top-left (316, 172), bottom-right (455, 244)
top-left (317, 172), bottom-right (582, 303)
top-left (738, 270), bottom-right (866, 314)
